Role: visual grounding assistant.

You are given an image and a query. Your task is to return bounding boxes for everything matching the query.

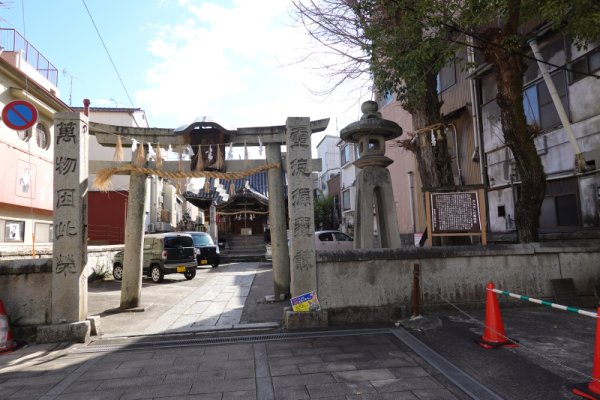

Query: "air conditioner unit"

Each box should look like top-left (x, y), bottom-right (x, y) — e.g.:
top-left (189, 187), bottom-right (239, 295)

top-left (148, 223), bottom-right (155, 233)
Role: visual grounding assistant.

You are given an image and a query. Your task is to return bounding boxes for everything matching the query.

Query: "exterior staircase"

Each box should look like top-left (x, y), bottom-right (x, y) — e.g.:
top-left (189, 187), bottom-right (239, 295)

top-left (219, 234), bottom-right (267, 263)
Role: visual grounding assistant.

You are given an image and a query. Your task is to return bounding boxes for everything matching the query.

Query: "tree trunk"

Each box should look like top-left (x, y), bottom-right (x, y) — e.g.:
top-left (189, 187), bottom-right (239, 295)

top-left (481, 26), bottom-right (546, 243)
top-left (410, 71), bottom-right (455, 190)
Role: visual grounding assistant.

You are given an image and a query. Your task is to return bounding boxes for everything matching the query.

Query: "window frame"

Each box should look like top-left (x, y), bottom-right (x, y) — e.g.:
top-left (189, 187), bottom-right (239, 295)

top-left (5, 220), bottom-right (25, 242)
top-left (35, 122), bottom-right (50, 150)
top-left (437, 60), bottom-right (457, 93)
top-left (34, 222), bottom-right (53, 243)
top-left (522, 70), bottom-right (569, 132)
top-left (341, 189), bottom-right (351, 211)
top-left (569, 46), bottom-right (600, 84)
top-left (340, 144), bottom-right (352, 166)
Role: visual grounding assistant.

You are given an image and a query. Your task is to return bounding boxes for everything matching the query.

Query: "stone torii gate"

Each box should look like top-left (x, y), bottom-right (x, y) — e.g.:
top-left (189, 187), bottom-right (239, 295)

top-left (44, 110), bottom-right (326, 342)
top-left (88, 116), bottom-right (328, 310)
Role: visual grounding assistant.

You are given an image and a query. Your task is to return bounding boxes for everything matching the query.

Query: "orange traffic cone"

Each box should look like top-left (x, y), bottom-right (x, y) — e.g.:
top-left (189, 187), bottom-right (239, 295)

top-left (0, 300), bottom-right (17, 353)
top-left (572, 307), bottom-right (600, 399)
top-left (477, 282), bottom-right (518, 349)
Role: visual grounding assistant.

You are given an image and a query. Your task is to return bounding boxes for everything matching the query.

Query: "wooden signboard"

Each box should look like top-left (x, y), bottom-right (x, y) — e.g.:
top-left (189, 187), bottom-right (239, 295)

top-left (425, 188), bottom-right (487, 246)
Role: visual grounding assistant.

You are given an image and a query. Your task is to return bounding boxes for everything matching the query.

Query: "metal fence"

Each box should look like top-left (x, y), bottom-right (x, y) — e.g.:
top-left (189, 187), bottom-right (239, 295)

top-left (0, 28), bottom-right (58, 86)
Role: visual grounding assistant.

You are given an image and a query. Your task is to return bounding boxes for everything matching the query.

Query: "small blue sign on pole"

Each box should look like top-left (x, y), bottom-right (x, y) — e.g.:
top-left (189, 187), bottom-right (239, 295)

top-left (2, 100), bottom-right (39, 131)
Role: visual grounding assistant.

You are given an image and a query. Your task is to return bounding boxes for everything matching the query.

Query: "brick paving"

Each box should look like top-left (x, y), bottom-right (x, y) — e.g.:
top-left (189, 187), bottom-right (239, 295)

top-left (0, 332), bottom-right (469, 400)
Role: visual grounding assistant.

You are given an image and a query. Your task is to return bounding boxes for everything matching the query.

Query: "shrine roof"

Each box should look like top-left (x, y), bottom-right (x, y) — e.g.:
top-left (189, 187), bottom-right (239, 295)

top-left (183, 170), bottom-right (287, 209)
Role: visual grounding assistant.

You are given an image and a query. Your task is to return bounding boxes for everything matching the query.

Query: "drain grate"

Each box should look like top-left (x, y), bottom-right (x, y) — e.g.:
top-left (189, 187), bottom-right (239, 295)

top-left (73, 328), bottom-right (392, 354)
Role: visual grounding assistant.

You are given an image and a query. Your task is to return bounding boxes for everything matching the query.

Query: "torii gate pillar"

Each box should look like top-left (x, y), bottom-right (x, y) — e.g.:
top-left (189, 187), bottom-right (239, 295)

top-left (120, 147), bottom-right (147, 310)
top-left (266, 143), bottom-right (290, 299)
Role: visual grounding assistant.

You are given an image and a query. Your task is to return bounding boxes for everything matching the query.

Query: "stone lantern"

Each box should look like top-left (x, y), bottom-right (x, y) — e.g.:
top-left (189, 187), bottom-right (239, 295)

top-left (340, 101), bottom-right (402, 248)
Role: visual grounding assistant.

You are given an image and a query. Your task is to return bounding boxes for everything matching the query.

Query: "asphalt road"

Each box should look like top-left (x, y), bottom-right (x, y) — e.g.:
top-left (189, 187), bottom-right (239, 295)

top-left (410, 306), bottom-right (597, 400)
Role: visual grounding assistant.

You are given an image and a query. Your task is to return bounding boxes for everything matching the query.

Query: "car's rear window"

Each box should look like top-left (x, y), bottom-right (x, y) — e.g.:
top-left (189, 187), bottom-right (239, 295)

top-left (164, 236), bottom-right (194, 248)
top-left (192, 234), bottom-right (214, 246)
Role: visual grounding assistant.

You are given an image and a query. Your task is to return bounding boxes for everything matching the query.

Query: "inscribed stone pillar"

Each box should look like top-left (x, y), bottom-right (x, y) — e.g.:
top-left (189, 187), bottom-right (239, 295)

top-left (120, 147), bottom-right (147, 309)
top-left (266, 143), bottom-right (290, 299)
top-left (52, 112), bottom-right (89, 323)
top-left (285, 117), bottom-right (316, 297)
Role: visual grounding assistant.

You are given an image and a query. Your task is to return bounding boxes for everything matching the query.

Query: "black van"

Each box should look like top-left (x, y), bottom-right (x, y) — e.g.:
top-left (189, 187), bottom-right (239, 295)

top-left (112, 233), bottom-right (197, 283)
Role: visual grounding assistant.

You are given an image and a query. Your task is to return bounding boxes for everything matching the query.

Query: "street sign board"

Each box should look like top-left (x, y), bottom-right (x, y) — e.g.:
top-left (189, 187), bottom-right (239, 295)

top-left (2, 100), bottom-right (39, 131)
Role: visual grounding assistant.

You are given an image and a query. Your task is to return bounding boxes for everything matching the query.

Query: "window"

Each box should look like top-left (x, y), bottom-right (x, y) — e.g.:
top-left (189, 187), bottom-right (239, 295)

top-left (333, 232), bottom-right (352, 241)
top-left (4, 220), bottom-right (25, 242)
top-left (569, 47), bottom-right (600, 84)
top-left (342, 189), bottom-right (351, 211)
top-left (522, 71), bottom-right (568, 131)
top-left (17, 128), bottom-right (32, 142)
top-left (164, 236), bottom-right (194, 248)
top-left (437, 61), bottom-right (456, 93)
top-left (34, 222), bottom-right (52, 242)
top-left (318, 232), bottom-right (333, 242)
top-left (35, 123), bottom-right (49, 149)
top-left (341, 144), bottom-right (352, 166)
top-left (497, 205), bottom-right (506, 218)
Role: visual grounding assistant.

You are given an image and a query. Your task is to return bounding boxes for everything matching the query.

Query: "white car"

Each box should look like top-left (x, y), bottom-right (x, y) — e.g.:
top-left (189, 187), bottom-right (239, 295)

top-left (314, 230), bottom-right (354, 251)
top-left (266, 231), bottom-right (353, 257)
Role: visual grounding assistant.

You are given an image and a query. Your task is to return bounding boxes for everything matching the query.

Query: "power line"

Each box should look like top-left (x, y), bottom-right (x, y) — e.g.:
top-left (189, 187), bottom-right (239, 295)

top-left (81, 0), bottom-right (137, 108)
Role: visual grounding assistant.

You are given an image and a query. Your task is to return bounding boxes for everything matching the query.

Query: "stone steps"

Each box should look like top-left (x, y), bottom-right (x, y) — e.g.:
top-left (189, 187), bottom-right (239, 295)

top-left (220, 234), bottom-right (267, 263)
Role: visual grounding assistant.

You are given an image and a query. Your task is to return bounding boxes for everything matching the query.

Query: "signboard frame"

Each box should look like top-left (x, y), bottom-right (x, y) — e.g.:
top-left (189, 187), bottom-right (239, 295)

top-left (425, 188), bottom-right (487, 246)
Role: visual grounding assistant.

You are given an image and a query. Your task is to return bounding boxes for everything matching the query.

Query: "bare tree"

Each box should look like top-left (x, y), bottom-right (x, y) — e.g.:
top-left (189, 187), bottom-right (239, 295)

top-left (294, 0), bottom-right (600, 243)
top-left (294, 0), bottom-right (456, 191)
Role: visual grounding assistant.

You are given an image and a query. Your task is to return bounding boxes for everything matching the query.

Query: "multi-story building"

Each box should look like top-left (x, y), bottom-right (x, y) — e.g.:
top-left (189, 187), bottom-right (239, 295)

top-left (381, 31), bottom-right (600, 241)
top-left (0, 29), bottom-right (71, 247)
top-left (475, 34), bottom-right (600, 234)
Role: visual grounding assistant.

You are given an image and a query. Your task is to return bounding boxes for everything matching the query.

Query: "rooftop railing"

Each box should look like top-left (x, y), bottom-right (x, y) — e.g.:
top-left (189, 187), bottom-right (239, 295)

top-left (0, 28), bottom-right (59, 86)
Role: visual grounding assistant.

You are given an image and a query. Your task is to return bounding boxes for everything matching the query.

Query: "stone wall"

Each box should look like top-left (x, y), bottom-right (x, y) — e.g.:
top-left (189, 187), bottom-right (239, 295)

top-left (0, 245), bottom-right (122, 340)
top-left (316, 241), bottom-right (600, 324)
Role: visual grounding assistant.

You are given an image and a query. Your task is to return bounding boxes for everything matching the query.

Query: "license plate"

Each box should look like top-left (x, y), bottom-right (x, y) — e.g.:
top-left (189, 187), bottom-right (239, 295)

top-left (176, 266), bottom-right (186, 272)
top-left (201, 260), bottom-right (208, 265)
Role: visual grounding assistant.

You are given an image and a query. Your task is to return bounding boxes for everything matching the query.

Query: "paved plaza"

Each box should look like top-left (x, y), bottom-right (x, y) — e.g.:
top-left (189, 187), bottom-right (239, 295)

top-left (0, 262), bottom-right (597, 399)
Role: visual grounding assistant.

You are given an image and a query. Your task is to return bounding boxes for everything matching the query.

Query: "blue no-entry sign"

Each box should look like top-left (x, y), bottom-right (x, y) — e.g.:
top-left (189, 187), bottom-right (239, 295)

top-left (2, 100), bottom-right (39, 131)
